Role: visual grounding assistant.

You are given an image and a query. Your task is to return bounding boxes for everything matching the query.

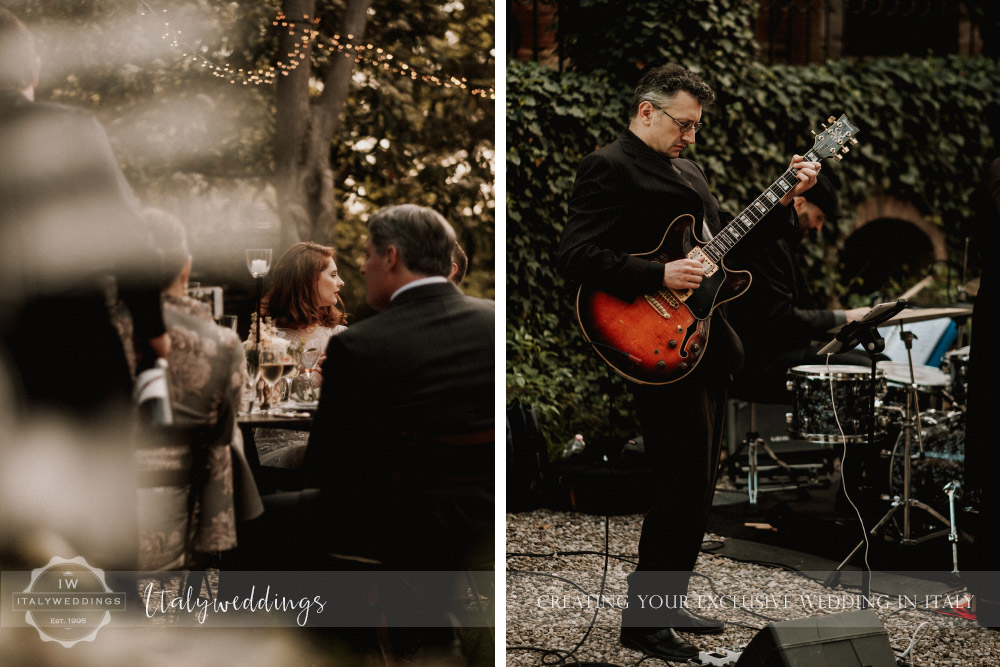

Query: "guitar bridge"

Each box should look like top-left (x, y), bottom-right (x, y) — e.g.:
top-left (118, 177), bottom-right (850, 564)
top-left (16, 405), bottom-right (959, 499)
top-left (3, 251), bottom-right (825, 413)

top-left (644, 294), bottom-right (672, 319)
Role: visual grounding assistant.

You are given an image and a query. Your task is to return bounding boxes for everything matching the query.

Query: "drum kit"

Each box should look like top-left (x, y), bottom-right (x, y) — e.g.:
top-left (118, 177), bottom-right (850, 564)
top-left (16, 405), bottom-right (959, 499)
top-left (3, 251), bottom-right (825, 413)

top-left (786, 304), bottom-right (973, 575)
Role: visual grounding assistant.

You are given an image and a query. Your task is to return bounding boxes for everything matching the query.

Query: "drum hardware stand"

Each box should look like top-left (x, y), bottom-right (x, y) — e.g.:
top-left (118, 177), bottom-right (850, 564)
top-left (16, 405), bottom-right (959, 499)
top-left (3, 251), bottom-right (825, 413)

top-left (729, 401), bottom-right (811, 508)
top-left (943, 480), bottom-right (962, 575)
top-left (817, 300), bottom-right (909, 604)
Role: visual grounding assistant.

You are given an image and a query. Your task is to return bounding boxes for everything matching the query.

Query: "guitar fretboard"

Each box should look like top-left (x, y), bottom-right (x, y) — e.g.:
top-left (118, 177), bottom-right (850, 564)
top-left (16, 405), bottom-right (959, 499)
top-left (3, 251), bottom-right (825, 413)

top-left (701, 150), bottom-right (820, 264)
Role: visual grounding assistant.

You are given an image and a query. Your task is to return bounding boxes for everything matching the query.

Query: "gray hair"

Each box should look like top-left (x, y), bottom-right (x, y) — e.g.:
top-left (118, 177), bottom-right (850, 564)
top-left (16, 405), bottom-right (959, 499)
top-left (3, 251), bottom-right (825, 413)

top-left (366, 204), bottom-right (456, 277)
top-left (629, 64), bottom-right (715, 120)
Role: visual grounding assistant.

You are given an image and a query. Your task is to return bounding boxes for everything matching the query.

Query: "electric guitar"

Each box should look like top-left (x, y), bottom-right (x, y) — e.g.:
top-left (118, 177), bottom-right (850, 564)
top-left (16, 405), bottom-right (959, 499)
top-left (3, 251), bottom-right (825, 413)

top-left (576, 114), bottom-right (860, 385)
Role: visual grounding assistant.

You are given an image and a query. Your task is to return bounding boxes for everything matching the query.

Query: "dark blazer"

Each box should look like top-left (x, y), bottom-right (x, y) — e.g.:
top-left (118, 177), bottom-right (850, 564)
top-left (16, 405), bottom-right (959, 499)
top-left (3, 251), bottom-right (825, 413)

top-left (305, 280), bottom-right (494, 566)
top-left (0, 90), bottom-right (164, 414)
top-left (558, 129), bottom-right (797, 377)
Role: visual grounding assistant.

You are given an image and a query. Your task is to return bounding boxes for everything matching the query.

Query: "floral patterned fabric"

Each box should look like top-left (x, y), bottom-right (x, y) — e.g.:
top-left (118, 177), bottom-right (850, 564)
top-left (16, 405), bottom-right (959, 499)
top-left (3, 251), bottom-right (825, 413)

top-left (137, 295), bottom-right (264, 570)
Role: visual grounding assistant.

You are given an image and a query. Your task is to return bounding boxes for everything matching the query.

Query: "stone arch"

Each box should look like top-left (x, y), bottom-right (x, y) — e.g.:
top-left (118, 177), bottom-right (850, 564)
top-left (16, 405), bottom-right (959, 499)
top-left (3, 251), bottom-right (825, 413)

top-left (851, 194), bottom-right (947, 261)
top-left (839, 194), bottom-right (948, 296)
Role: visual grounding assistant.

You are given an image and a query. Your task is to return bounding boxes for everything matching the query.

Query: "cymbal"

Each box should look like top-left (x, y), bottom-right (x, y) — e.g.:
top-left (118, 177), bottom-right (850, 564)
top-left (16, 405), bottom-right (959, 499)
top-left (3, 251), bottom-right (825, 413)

top-left (881, 306), bottom-right (973, 326)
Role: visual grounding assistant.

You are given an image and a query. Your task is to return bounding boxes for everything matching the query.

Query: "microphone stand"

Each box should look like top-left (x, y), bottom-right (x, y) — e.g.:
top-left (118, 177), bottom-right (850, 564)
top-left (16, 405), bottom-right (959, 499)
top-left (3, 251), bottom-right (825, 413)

top-left (818, 300), bottom-right (907, 606)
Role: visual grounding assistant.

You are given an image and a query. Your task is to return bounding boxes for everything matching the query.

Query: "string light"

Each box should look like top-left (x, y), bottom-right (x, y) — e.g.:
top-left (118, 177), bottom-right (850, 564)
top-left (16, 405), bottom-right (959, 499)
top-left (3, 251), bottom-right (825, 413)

top-left (140, 5), bottom-right (494, 99)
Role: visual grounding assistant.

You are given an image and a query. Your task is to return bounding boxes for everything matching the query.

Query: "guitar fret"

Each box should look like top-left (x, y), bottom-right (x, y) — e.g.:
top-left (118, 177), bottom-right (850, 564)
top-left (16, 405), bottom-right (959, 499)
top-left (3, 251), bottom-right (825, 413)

top-left (704, 162), bottom-right (825, 261)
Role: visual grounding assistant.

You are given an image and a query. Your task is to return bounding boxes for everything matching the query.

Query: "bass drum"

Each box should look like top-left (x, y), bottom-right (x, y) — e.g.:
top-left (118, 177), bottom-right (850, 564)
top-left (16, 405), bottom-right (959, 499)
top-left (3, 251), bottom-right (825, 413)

top-left (786, 364), bottom-right (886, 444)
top-left (890, 410), bottom-right (965, 516)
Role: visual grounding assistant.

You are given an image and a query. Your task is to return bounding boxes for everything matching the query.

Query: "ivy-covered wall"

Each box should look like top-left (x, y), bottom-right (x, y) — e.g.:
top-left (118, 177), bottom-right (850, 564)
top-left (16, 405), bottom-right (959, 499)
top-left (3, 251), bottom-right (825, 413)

top-left (507, 2), bottom-right (1000, 452)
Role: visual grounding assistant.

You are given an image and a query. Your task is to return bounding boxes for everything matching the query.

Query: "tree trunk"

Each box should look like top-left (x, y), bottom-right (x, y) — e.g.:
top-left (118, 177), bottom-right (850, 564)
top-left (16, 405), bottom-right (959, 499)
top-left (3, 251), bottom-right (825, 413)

top-left (274, 0), bottom-right (372, 250)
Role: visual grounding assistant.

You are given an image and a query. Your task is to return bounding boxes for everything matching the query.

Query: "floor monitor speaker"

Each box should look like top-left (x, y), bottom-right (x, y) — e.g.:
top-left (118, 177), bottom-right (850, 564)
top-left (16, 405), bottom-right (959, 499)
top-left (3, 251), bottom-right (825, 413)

top-left (735, 609), bottom-right (896, 667)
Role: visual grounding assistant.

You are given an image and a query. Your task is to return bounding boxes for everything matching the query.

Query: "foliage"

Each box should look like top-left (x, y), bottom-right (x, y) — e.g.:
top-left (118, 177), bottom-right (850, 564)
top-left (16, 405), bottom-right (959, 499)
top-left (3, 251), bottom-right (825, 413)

top-left (507, 3), bottom-right (1000, 451)
top-left (506, 62), bottom-right (635, 453)
top-left (10, 0), bottom-right (495, 320)
top-left (560, 0), bottom-right (760, 87)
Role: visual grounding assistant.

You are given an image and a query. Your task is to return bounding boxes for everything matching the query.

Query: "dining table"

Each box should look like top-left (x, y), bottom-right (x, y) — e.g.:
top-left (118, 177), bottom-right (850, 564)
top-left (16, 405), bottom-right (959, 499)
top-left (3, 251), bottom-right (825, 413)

top-left (237, 411), bottom-right (314, 492)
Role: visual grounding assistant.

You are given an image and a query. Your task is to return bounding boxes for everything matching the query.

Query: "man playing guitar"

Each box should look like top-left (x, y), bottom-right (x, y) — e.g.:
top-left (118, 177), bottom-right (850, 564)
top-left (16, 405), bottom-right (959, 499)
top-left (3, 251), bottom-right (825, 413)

top-left (557, 64), bottom-right (820, 661)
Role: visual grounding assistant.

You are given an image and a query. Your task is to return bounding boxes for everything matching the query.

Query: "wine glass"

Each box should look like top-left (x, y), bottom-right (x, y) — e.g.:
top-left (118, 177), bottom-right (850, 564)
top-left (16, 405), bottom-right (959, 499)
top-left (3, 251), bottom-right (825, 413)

top-left (258, 349), bottom-right (284, 412)
top-left (244, 348), bottom-right (262, 413)
top-left (245, 249), bottom-right (272, 278)
top-left (278, 352), bottom-right (298, 405)
top-left (294, 345), bottom-right (322, 402)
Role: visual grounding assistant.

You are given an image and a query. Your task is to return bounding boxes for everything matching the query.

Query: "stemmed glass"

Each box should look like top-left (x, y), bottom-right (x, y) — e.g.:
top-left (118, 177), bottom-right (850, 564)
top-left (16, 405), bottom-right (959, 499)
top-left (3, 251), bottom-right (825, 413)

top-left (245, 249), bottom-right (272, 354)
top-left (295, 346), bottom-right (322, 402)
top-left (258, 349), bottom-right (284, 412)
top-left (245, 351), bottom-right (262, 413)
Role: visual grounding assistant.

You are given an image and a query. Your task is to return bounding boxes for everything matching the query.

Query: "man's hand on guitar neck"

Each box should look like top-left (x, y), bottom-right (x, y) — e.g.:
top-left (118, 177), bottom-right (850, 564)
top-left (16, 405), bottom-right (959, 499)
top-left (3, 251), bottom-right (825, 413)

top-left (778, 154), bottom-right (822, 206)
top-left (663, 258), bottom-right (704, 290)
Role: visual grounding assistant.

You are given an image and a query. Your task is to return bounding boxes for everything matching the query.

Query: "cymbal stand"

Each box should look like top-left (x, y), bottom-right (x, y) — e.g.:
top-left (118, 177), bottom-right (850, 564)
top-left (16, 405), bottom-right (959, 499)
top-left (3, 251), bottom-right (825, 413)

top-left (829, 331), bottom-right (955, 579)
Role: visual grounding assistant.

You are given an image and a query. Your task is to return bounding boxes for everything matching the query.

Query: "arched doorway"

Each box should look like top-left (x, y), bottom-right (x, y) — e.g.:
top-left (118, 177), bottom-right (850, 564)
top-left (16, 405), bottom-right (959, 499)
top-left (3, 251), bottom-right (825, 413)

top-left (840, 195), bottom-right (947, 299)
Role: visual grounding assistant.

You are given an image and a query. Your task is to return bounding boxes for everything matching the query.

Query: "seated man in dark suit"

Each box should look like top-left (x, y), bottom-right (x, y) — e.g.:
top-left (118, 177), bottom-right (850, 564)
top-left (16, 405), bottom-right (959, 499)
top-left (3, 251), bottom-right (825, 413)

top-left (306, 204), bottom-right (494, 568)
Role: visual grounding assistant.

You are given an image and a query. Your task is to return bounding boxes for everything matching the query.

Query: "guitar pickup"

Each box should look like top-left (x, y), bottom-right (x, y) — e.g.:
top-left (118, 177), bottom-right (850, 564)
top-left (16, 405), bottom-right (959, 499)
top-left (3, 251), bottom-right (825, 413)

top-left (687, 246), bottom-right (719, 277)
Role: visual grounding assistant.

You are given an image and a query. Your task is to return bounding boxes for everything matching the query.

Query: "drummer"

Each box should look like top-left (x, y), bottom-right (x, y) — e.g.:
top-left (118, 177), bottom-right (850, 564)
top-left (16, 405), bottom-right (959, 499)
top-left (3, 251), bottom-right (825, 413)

top-left (729, 173), bottom-right (879, 402)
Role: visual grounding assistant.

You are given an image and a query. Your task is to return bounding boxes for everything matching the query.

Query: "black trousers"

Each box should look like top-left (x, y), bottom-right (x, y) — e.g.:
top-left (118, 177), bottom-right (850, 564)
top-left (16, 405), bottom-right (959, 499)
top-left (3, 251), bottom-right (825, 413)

top-left (622, 364), bottom-right (728, 628)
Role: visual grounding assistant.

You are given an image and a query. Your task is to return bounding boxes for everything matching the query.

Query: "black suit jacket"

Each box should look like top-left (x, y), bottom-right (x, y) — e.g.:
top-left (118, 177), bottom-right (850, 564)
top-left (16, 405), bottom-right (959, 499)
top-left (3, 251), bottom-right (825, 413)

top-left (558, 129), bottom-right (797, 378)
top-left (305, 281), bottom-right (494, 565)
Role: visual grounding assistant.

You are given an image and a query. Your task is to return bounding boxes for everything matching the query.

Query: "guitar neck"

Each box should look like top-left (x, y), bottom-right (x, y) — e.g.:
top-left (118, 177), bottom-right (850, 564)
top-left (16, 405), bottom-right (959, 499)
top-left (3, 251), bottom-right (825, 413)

top-left (701, 148), bottom-right (821, 264)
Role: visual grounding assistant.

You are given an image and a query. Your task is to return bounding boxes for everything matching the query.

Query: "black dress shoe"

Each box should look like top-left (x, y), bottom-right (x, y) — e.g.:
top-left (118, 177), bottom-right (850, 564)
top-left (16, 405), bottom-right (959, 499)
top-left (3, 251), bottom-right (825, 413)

top-left (620, 627), bottom-right (699, 661)
top-left (665, 608), bottom-right (724, 634)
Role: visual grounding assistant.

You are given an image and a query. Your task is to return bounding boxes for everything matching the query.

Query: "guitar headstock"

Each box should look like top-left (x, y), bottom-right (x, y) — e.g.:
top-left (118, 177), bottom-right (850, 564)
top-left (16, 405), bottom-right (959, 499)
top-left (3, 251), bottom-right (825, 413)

top-left (811, 114), bottom-right (859, 162)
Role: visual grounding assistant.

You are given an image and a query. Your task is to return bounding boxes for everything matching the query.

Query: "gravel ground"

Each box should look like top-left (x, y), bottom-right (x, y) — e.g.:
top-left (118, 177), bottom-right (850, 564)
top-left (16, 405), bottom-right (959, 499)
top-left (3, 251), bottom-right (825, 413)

top-left (506, 509), bottom-right (1000, 666)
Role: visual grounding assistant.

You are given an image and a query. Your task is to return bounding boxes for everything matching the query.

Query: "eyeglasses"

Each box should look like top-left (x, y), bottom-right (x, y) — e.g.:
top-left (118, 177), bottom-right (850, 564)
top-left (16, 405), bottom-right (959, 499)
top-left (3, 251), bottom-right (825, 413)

top-left (656, 107), bottom-right (703, 134)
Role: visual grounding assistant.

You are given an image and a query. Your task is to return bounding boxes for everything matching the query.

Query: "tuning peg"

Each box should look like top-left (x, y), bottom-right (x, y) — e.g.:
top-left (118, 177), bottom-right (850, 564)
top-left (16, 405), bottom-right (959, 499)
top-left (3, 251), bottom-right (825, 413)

top-left (842, 146), bottom-right (850, 153)
top-left (811, 130), bottom-right (817, 136)
top-left (827, 116), bottom-right (836, 124)
top-left (821, 124), bottom-right (828, 130)
top-left (834, 154), bottom-right (843, 162)
top-left (850, 137), bottom-right (859, 145)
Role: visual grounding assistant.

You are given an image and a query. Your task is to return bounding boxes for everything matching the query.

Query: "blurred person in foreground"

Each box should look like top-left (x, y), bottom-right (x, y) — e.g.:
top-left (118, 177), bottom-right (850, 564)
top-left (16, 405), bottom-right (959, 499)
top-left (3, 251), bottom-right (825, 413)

top-left (0, 7), bottom-right (168, 421)
top-left (0, 6), bottom-right (166, 571)
top-left (135, 210), bottom-right (263, 570)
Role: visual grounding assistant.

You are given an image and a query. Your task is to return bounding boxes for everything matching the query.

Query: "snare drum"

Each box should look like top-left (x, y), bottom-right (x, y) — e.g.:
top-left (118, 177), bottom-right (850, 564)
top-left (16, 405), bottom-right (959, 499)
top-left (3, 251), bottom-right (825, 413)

top-left (786, 365), bottom-right (886, 444)
top-left (943, 346), bottom-right (971, 406)
top-left (877, 361), bottom-right (950, 411)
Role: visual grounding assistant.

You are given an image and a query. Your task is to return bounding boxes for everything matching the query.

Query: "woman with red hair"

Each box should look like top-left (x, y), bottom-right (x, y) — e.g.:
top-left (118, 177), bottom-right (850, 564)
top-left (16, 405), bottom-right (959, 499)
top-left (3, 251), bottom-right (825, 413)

top-left (253, 241), bottom-right (347, 473)
top-left (263, 241), bottom-right (348, 347)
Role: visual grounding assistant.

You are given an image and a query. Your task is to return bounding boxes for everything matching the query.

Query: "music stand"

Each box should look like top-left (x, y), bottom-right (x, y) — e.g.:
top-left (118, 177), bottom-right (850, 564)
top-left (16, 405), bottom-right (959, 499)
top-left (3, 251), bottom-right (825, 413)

top-left (818, 299), bottom-right (907, 606)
